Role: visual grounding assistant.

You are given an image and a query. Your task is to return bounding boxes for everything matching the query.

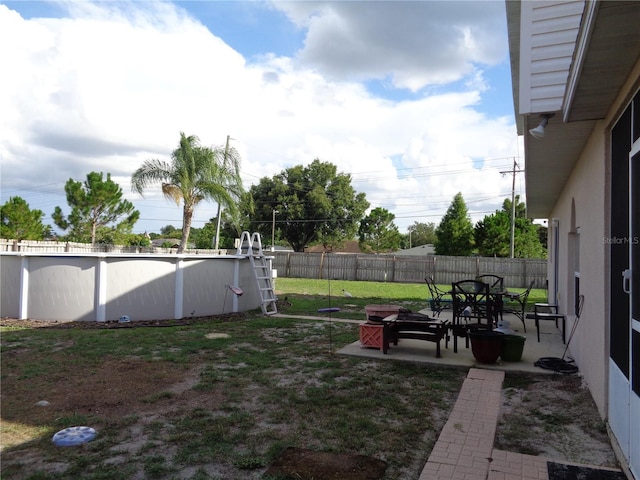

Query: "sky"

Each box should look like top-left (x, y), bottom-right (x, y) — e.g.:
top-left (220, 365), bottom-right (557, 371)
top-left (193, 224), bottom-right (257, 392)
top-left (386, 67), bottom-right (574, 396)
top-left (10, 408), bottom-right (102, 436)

top-left (0, 0), bottom-right (525, 238)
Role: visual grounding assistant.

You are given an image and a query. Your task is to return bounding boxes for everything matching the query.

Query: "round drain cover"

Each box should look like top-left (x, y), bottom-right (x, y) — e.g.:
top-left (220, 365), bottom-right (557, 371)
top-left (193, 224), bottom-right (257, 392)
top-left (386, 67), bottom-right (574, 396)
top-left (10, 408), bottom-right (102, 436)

top-left (52, 426), bottom-right (97, 446)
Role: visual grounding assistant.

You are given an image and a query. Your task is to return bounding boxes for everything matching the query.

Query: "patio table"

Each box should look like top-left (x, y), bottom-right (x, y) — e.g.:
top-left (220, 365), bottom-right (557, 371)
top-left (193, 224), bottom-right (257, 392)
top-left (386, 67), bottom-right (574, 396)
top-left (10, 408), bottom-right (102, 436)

top-left (450, 283), bottom-right (508, 325)
top-left (381, 312), bottom-right (449, 357)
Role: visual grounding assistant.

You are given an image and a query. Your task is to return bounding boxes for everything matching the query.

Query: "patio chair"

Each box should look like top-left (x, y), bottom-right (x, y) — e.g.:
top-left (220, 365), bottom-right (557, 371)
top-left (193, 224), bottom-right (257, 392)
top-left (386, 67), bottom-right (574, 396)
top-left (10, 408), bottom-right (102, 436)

top-left (476, 274), bottom-right (506, 321)
top-left (476, 274), bottom-right (504, 291)
top-left (450, 280), bottom-right (494, 352)
top-left (533, 301), bottom-right (566, 343)
top-left (425, 277), bottom-right (453, 317)
top-left (502, 279), bottom-right (535, 332)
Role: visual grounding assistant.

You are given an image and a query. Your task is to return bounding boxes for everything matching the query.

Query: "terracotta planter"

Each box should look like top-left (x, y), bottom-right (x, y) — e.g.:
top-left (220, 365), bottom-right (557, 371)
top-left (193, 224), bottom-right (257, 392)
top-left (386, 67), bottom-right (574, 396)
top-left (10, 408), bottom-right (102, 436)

top-left (469, 331), bottom-right (504, 364)
top-left (359, 323), bottom-right (384, 350)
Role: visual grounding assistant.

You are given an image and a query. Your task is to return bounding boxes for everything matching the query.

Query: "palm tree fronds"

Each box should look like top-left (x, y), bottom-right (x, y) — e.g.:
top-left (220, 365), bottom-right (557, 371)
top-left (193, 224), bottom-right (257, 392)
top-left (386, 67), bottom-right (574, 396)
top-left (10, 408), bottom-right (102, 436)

top-left (130, 159), bottom-right (173, 195)
top-left (131, 132), bottom-right (246, 253)
top-left (161, 183), bottom-right (183, 206)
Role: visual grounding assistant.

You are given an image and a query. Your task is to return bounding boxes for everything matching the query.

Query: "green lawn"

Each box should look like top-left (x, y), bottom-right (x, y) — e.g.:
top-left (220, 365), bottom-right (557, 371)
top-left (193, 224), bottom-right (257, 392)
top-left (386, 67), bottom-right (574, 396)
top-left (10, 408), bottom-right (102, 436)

top-left (274, 277), bottom-right (547, 319)
top-left (0, 277), bottom-right (548, 480)
top-left (1, 306), bottom-right (467, 479)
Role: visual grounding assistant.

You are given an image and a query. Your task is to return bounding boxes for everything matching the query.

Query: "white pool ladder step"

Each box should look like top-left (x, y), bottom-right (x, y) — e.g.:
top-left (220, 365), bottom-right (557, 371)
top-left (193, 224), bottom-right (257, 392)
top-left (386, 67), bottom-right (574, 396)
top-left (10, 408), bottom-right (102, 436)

top-left (237, 231), bottom-right (277, 315)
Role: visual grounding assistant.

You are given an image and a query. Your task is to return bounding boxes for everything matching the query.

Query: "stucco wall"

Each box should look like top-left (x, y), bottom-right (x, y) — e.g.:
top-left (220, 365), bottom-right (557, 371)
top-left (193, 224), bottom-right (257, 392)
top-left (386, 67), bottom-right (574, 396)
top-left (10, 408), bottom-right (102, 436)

top-left (546, 58), bottom-right (640, 419)
top-left (549, 126), bottom-right (608, 416)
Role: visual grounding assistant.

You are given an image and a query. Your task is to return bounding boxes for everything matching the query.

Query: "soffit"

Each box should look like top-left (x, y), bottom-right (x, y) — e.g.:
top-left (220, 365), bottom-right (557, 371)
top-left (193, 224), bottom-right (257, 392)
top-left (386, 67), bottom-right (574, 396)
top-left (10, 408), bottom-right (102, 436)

top-left (524, 117), bottom-right (596, 218)
top-left (566, 2), bottom-right (640, 122)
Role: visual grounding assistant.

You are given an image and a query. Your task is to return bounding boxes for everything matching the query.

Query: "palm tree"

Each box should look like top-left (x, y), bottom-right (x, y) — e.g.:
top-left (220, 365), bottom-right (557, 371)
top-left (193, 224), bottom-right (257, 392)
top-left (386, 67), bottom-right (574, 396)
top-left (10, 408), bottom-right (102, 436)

top-left (131, 132), bottom-right (244, 253)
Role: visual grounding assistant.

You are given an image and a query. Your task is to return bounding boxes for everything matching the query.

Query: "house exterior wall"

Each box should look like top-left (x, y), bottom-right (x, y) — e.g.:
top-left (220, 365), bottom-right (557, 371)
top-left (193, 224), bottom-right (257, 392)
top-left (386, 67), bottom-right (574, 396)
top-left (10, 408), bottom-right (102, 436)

top-left (519, 0), bottom-right (584, 114)
top-left (546, 58), bottom-right (640, 418)
top-left (548, 123), bottom-right (608, 415)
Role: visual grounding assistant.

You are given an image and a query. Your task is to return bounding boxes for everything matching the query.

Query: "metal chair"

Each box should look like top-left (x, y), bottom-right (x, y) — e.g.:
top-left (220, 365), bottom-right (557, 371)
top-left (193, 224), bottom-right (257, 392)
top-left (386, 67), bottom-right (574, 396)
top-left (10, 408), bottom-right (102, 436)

top-left (502, 279), bottom-right (535, 332)
top-left (425, 277), bottom-right (453, 317)
top-left (476, 274), bottom-right (504, 291)
top-left (476, 274), bottom-right (506, 322)
top-left (534, 301), bottom-right (566, 343)
top-left (450, 280), bottom-right (493, 352)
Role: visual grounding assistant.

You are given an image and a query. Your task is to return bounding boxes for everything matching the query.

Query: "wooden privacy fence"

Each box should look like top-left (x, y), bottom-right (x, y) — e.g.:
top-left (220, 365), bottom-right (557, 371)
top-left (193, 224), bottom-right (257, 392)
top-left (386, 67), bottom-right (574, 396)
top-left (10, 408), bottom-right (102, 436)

top-left (270, 252), bottom-right (547, 289)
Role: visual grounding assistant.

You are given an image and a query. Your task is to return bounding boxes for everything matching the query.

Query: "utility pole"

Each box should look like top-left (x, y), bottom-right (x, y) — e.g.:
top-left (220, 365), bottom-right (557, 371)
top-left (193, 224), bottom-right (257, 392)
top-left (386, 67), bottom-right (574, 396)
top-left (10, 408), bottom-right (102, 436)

top-left (500, 158), bottom-right (525, 258)
top-left (213, 135), bottom-right (231, 250)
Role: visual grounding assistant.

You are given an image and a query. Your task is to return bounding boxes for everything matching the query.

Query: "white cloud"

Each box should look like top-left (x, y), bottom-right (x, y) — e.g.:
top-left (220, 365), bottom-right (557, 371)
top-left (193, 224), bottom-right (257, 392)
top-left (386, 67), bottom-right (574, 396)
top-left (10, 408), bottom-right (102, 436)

top-left (273, 1), bottom-right (507, 91)
top-left (0, 1), bottom-right (522, 237)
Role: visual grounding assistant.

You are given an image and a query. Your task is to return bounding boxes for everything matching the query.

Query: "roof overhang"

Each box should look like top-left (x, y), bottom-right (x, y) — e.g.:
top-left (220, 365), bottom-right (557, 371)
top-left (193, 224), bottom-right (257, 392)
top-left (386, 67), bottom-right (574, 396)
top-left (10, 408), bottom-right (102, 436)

top-left (507, 1), bottom-right (640, 219)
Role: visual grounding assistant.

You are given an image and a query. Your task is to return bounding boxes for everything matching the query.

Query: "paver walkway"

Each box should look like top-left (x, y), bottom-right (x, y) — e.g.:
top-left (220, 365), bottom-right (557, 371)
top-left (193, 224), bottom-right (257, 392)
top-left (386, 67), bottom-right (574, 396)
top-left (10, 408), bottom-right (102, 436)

top-left (419, 368), bottom-right (550, 480)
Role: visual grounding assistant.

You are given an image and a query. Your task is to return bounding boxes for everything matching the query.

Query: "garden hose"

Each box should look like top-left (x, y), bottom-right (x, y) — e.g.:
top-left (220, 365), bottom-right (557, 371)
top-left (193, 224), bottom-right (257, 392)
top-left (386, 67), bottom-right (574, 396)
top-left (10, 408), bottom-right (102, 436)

top-left (534, 356), bottom-right (579, 374)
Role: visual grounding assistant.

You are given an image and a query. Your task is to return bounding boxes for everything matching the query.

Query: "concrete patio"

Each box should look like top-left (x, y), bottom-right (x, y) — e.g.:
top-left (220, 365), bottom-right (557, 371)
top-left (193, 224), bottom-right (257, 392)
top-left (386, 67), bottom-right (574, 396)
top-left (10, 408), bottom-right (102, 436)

top-left (337, 310), bottom-right (570, 374)
top-left (272, 309), bottom-right (629, 479)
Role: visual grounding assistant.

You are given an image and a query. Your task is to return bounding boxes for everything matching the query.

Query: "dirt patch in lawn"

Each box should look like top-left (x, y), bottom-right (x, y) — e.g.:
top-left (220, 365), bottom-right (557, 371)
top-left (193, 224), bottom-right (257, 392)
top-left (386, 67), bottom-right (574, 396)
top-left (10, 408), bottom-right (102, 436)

top-left (264, 447), bottom-right (387, 480)
top-left (496, 374), bottom-right (619, 468)
top-left (1, 317), bottom-right (621, 479)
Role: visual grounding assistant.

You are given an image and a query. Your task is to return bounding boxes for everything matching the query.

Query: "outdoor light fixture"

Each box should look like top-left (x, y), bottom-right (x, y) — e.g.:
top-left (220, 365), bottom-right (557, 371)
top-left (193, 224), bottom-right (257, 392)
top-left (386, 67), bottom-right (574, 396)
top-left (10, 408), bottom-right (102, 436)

top-left (529, 114), bottom-right (554, 139)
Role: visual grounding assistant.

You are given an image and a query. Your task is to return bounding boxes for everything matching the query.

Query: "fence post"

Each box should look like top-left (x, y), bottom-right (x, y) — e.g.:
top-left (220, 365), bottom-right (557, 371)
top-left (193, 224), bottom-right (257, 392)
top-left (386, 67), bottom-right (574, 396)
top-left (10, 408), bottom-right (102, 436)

top-left (391, 256), bottom-right (396, 282)
top-left (433, 256), bottom-right (437, 283)
top-left (286, 252), bottom-right (291, 277)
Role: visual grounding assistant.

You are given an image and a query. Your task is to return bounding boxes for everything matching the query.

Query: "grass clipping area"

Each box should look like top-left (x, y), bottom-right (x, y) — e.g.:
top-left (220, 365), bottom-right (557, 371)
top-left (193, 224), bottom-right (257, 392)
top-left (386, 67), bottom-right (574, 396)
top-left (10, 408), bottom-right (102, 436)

top-left (1, 315), bottom-right (466, 480)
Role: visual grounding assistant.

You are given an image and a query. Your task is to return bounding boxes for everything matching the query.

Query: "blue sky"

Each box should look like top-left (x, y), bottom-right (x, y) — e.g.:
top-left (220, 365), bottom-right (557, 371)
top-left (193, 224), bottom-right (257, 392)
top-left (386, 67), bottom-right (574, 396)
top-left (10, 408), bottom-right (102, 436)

top-left (0, 1), bottom-right (524, 237)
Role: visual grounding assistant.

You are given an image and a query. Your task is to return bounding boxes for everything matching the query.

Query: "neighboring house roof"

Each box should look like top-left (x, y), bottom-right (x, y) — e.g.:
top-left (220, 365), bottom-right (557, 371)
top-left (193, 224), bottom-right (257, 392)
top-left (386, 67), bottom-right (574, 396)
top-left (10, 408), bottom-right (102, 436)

top-left (507, 1), bottom-right (640, 218)
top-left (391, 244), bottom-right (435, 256)
top-left (151, 238), bottom-right (178, 247)
top-left (150, 238), bottom-right (195, 248)
top-left (304, 240), bottom-right (363, 254)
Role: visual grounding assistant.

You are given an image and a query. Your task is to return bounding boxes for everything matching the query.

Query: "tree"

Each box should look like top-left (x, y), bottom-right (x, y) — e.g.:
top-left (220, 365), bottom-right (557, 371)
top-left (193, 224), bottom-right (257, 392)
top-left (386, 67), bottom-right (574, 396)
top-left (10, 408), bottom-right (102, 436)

top-left (406, 221), bottom-right (437, 248)
top-left (248, 159), bottom-right (369, 252)
top-left (131, 132), bottom-right (245, 253)
top-left (52, 172), bottom-right (139, 245)
top-left (434, 192), bottom-right (474, 256)
top-left (192, 219), bottom-right (218, 249)
top-left (537, 224), bottom-right (548, 250)
top-left (474, 211), bottom-right (510, 257)
top-left (359, 207), bottom-right (402, 253)
top-left (159, 225), bottom-right (182, 238)
top-left (475, 196), bottom-right (546, 258)
top-left (1, 196), bottom-right (51, 240)
top-left (218, 191), bottom-right (255, 249)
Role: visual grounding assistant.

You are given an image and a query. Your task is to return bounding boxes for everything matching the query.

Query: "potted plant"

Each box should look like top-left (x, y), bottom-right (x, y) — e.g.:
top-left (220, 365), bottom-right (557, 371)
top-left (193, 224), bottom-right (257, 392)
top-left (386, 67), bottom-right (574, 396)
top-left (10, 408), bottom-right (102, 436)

top-left (500, 334), bottom-right (526, 362)
top-left (468, 329), bottom-right (504, 364)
